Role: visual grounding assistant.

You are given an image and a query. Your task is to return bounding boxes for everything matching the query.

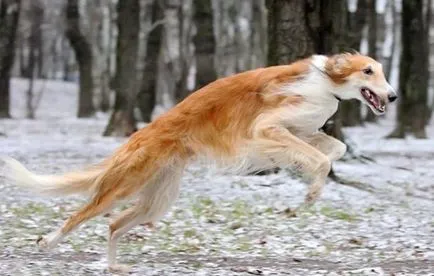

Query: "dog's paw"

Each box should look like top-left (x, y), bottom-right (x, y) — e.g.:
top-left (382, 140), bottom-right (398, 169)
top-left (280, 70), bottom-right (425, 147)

top-left (36, 235), bottom-right (57, 250)
top-left (304, 191), bottom-right (320, 205)
top-left (108, 264), bottom-right (132, 274)
top-left (36, 236), bottom-right (50, 250)
top-left (145, 222), bottom-right (155, 231)
top-left (36, 230), bottom-right (62, 250)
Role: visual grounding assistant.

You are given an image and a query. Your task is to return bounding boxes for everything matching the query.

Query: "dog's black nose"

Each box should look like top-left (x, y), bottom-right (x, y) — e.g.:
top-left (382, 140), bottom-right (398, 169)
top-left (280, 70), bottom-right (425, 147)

top-left (388, 94), bottom-right (398, 102)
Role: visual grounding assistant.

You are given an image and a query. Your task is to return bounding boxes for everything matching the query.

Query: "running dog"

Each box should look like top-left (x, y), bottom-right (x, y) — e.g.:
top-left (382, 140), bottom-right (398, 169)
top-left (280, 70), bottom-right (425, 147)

top-left (2, 53), bottom-right (397, 272)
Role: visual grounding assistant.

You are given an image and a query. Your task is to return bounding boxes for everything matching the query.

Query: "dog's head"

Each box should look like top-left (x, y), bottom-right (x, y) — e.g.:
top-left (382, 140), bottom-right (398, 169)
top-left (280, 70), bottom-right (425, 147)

top-left (324, 53), bottom-right (397, 115)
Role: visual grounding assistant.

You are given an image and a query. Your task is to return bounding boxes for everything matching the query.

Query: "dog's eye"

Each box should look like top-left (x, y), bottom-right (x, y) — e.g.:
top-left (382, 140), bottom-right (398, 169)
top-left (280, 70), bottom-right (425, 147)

top-left (363, 68), bottom-right (374, 75)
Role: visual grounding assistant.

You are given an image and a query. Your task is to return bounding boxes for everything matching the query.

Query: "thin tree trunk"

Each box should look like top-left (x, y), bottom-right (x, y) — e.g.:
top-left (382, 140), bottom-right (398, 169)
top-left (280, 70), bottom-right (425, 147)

top-left (193, 0), bottom-right (217, 89)
top-left (26, 71), bottom-right (35, 119)
top-left (100, 0), bottom-right (116, 112)
top-left (175, 1), bottom-right (192, 102)
top-left (25, 1), bottom-right (43, 119)
top-left (0, 0), bottom-right (21, 118)
top-left (388, 0), bottom-right (430, 138)
top-left (138, 0), bottom-right (163, 122)
top-left (365, 0), bottom-right (378, 122)
top-left (62, 36), bottom-right (71, 81)
top-left (384, 0), bottom-right (397, 80)
top-left (18, 33), bottom-right (25, 77)
top-left (26, 36), bottom-right (36, 119)
top-left (251, 0), bottom-right (267, 68)
top-left (234, 0), bottom-right (253, 72)
top-left (65, 0), bottom-right (95, 118)
top-left (35, 17), bottom-right (43, 79)
top-left (100, 65), bottom-right (111, 112)
top-left (425, 0), bottom-right (433, 122)
top-left (213, 0), bottom-right (237, 77)
top-left (367, 0), bottom-right (378, 59)
top-left (89, 0), bottom-right (111, 112)
top-left (49, 36), bottom-right (58, 79)
top-left (104, 0), bottom-right (140, 137)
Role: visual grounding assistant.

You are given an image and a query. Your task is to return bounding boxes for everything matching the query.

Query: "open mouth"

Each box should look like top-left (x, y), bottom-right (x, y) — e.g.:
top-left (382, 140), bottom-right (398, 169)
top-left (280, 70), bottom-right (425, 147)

top-left (360, 87), bottom-right (385, 113)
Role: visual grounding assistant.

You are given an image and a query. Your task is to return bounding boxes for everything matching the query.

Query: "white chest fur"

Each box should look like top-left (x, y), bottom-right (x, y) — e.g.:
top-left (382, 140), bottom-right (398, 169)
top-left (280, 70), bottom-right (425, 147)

top-left (278, 58), bottom-right (339, 135)
top-left (284, 98), bottom-right (339, 134)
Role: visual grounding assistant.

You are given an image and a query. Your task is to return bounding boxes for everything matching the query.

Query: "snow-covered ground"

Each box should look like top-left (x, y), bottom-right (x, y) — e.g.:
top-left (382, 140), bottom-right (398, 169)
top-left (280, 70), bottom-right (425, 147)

top-left (0, 79), bottom-right (433, 275)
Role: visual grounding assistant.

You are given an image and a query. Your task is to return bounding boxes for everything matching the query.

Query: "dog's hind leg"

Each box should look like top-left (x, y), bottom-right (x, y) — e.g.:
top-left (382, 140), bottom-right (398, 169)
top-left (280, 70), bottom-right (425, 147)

top-left (107, 166), bottom-right (184, 272)
top-left (37, 189), bottom-right (118, 249)
top-left (107, 205), bottom-right (148, 273)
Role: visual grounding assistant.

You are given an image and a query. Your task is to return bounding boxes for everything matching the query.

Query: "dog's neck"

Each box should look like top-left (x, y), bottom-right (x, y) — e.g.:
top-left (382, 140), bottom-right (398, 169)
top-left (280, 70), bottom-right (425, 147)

top-left (279, 55), bottom-right (339, 106)
top-left (310, 55), bottom-right (342, 102)
top-left (273, 57), bottom-right (340, 135)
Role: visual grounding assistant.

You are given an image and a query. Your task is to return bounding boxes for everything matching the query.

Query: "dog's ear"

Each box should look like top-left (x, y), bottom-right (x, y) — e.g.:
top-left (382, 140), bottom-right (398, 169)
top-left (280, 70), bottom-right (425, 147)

top-left (325, 53), bottom-right (352, 83)
top-left (331, 53), bottom-right (351, 74)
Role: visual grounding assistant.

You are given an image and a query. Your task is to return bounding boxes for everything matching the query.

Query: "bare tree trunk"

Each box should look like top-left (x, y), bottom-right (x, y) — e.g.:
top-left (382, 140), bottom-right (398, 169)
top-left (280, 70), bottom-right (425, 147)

top-left (251, 0), bottom-right (267, 68)
top-left (104, 0), bottom-right (140, 137)
top-left (100, 0), bottom-right (116, 112)
top-left (367, 0), bottom-right (378, 59)
top-left (49, 36), bottom-right (58, 79)
top-left (213, 0), bottom-right (237, 77)
top-left (175, 0), bottom-right (194, 102)
top-left (193, 0), bottom-right (217, 89)
top-left (25, 1), bottom-right (43, 119)
top-left (365, 0), bottom-right (378, 122)
top-left (425, 0), bottom-right (433, 122)
top-left (26, 71), bottom-right (35, 118)
top-left (65, 0), bottom-right (95, 118)
top-left (138, 0), bottom-right (163, 122)
top-left (26, 32), bottom-right (36, 119)
top-left (153, 0), bottom-right (183, 112)
top-left (18, 32), bottom-right (25, 77)
top-left (234, 0), bottom-right (253, 72)
top-left (266, 0), bottom-right (316, 66)
top-left (87, 0), bottom-right (113, 113)
top-left (388, 0), bottom-right (430, 138)
top-left (0, 0), bottom-right (21, 118)
top-left (35, 13), bottom-right (43, 79)
top-left (384, 0), bottom-right (398, 80)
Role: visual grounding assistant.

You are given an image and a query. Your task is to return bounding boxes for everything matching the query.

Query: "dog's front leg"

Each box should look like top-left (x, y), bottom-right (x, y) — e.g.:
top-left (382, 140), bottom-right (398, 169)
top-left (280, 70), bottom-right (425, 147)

top-left (304, 131), bottom-right (347, 162)
top-left (252, 125), bottom-right (331, 204)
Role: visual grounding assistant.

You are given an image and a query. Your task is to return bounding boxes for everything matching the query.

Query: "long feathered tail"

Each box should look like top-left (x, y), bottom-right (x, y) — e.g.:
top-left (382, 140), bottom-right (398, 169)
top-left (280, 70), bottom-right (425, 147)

top-left (1, 156), bottom-right (104, 197)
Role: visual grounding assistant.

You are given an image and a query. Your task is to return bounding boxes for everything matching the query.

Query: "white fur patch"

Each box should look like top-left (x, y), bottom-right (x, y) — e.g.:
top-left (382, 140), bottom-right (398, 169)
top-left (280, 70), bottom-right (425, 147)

top-left (311, 55), bottom-right (328, 71)
top-left (272, 59), bottom-right (339, 135)
top-left (138, 164), bottom-right (184, 222)
top-left (38, 229), bottom-right (63, 249)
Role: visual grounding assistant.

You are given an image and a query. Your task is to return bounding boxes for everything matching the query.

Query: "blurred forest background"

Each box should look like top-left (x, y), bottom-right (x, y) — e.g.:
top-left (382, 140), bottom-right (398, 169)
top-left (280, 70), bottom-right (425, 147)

top-left (0, 0), bottom-right (432, 139)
